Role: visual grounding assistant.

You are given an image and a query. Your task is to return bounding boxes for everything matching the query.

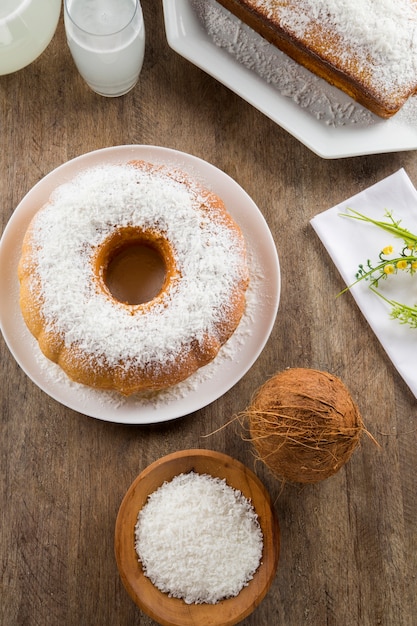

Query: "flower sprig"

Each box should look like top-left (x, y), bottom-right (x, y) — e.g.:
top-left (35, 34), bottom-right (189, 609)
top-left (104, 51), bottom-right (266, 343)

top-left (339, 208), bottom-right (417, 328)
top-left (371, 288), bottom-right (417, 328)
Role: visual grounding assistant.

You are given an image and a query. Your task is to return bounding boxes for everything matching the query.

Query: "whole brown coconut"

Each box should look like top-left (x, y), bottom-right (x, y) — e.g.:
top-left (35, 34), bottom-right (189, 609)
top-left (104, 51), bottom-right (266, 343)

top-left (245, 368), bottom-right (364, 484)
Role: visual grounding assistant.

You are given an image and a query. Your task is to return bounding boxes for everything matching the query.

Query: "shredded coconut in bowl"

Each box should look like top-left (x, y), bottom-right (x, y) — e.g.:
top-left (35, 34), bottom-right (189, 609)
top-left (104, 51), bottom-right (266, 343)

top-left (134, 472), bottom-right (263, 604)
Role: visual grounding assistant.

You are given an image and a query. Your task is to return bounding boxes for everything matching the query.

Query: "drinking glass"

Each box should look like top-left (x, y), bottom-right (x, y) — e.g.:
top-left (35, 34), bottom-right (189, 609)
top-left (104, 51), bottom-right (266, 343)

top-left (64, 0), bottom-right (145, 97)
top-left (0, 0), bottom-right (61, 75)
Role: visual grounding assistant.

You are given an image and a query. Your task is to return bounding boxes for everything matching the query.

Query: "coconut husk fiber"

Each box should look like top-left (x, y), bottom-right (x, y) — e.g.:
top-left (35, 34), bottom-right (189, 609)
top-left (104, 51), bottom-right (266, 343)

top-left (244, 368), bottom-right (365, 484)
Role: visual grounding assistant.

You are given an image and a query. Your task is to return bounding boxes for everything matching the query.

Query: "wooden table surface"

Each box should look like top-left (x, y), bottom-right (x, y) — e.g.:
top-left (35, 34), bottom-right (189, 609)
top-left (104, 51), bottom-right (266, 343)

top-left (1, 3), bottom-right (416, 625)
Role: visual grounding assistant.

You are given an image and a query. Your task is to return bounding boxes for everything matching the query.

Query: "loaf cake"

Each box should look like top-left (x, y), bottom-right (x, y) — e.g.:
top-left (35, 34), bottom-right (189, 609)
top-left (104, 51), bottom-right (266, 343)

top-left (215, 0), bottom-right (417, 118)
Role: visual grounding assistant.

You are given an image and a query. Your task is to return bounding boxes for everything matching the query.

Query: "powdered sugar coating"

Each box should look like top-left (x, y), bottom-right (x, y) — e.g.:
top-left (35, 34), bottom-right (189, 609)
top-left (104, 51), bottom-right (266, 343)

top-left (18, 162), bottom-right (248, 393)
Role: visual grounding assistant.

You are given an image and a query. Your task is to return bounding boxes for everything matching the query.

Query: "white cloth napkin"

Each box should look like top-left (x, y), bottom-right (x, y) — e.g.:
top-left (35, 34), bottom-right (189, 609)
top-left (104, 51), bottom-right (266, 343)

top-left (310, 168), bottom-right (417, 399)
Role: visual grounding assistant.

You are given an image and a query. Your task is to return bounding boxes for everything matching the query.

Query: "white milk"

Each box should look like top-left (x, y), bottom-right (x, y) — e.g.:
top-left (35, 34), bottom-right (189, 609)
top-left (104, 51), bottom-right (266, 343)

top-left (0, 0), bottom-right (61, 75)
top-left (64, 0), bottom-right (145, 97)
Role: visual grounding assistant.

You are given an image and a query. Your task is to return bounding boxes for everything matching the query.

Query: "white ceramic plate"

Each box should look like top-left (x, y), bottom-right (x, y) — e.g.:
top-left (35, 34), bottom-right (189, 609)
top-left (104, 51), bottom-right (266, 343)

top-left (0, 145), bottom-right (280, 424)
top-left (162, 0), bottom-right (417, 159)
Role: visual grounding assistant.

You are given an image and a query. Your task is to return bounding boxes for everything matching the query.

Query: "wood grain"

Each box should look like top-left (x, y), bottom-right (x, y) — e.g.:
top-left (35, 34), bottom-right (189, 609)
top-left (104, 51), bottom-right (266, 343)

top-left (1, 2), bottom-right (417, 625)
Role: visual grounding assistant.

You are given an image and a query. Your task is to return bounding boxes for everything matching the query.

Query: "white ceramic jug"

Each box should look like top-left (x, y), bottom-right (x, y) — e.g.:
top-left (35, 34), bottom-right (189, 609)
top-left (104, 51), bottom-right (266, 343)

top-left (0, 0), bottom-right (61, 75)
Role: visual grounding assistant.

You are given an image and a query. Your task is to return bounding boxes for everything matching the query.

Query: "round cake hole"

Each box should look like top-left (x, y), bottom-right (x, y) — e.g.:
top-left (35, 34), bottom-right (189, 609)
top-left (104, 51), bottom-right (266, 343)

top-left (105, 242), bottom-right (167, 305)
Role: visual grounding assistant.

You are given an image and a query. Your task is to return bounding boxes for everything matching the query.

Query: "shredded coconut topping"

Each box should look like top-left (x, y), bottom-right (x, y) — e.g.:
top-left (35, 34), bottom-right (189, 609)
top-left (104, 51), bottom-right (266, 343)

top-left (22, 163), bottom-right (247, 371)
top-left (134, 472), bottom-right (263, 604)
top-left (194, 0), bottom-right (417, 125)
top-left (194, 0), bottom-right (375, 126)
top-left (234, 0), bottom-right (417, 98)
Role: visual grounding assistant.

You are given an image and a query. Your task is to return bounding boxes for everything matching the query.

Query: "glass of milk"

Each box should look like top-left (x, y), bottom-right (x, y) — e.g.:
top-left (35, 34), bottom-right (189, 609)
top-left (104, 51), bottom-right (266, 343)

top-left (64, 0), bottom-right (145, 97)
top-left (0, 0), bottom-right (61, 75)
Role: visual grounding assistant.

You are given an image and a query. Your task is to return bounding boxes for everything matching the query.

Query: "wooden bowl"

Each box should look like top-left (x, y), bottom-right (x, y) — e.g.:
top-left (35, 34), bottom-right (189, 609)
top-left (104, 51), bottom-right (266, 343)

top-left (114, 449), bottom-right (280, 626)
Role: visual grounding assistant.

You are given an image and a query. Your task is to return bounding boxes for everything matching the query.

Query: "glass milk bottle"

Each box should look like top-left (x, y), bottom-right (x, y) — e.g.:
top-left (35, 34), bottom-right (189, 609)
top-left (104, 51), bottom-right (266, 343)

top-left (0, 0), bottom-right (61, 75)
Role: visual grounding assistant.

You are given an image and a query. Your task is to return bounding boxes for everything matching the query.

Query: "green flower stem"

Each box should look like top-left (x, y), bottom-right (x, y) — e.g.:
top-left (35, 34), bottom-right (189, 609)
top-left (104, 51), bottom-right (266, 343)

top-left (337, 261), bottom-right (387, 295)
top-left (338, 256), bottom-right (416, 296)
top-left (340, 208), bottom-right (417, 249)
top-left (370, 287), bottom-right (417, 328)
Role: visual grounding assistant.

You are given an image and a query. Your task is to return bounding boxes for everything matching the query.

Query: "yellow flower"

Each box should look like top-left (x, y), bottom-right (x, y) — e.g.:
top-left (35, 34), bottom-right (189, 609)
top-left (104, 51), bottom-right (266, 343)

top-left (396, 260), bottom-right (408, 270)
top-left (384, 264), bottom-right (395, 275)
top-left (412, 261), bottom-right (417, 270)
top-left (382, 245), bottom-right (394, 255)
